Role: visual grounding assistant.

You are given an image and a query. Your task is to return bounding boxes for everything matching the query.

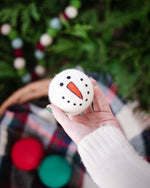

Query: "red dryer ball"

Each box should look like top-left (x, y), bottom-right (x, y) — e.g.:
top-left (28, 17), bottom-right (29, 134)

top-left (11, 137), bottom-right (44, 171)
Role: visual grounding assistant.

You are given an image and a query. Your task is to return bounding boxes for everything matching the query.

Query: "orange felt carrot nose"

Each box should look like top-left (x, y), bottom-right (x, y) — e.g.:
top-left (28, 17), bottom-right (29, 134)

top-left (67, 82), bottom-right (83, 99)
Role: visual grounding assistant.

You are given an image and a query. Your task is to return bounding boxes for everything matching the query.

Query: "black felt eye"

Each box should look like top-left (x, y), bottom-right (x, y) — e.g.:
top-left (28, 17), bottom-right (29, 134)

top-left (80, 78), bottom-right (83, 81)
top-left (87, 91), bottom-right (90, 94)
top-left (67, 76), bottom-right (71, 79)
top-left (85, 84), bottom-right (88, 87)
top-left (60, 83), bottom-right (64, 86)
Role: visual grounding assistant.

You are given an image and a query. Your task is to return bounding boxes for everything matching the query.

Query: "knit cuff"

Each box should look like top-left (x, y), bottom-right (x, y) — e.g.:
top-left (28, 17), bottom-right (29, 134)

top-left (78, 126), bottom-right (137, 182)
top-left (78, 125), bottom-right (135, 158)
top-left (78, 125), bottom-right (150, 188)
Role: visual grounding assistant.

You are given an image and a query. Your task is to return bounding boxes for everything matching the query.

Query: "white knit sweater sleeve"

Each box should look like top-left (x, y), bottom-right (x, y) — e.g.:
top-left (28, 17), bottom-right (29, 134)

top-left (78, 126), bottom-right (150, 188)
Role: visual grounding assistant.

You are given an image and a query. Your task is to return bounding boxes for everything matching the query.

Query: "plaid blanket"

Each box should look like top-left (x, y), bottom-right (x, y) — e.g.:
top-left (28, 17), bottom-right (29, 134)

top-left (0, 72), bottom-right (150, 188)
top-left (0, 103), bottom-right (87, 188)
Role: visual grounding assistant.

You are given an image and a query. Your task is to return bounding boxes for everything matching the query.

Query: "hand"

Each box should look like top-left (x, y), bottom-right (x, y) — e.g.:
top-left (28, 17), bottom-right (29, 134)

top-left (47, 79), bottom-right (124, 144)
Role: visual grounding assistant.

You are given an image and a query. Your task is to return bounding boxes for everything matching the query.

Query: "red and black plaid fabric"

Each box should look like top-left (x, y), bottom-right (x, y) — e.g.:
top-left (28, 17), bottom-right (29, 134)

top-left (0, 104), bottom-right (85, 188)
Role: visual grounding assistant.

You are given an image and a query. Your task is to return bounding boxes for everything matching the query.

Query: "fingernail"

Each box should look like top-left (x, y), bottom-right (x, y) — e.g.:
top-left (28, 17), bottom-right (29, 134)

top-left (46, 107), bottom-right (52, 113)
top-left (90, 77), bottom-right (97, 86)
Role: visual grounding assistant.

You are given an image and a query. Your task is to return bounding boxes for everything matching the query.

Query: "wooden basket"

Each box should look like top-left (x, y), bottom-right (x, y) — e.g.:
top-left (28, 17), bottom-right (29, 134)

top-left (0, 79), bottom-right (51, 118)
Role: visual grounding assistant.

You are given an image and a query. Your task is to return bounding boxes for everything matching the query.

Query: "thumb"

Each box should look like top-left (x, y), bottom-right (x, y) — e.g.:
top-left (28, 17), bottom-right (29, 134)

top-left (46, 104), bottom-right (73, 133)
top-left (46, 104), bottom-right (87, 144)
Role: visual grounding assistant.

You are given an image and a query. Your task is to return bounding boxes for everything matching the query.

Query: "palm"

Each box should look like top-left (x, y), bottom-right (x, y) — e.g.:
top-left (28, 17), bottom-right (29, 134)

top-left (70, 111), bottom-right (118, 128)
top-left (68, 108), bottom-right (121, 144)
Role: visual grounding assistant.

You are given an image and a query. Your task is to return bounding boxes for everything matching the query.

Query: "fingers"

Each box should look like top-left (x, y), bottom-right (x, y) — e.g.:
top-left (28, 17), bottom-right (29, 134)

top-left (90, 78), bottom-right (97, 86)
top-left (94, 85), bottom-right (112, 112)
top-left (93, 87), bottom-right (100, 111)
top-left (91, 79), bottom-right (112, 113)
top-left (94, 86), bottom-right (111, 112)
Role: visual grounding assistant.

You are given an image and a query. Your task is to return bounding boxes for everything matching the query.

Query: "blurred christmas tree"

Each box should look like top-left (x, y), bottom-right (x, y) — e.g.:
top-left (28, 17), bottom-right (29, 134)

top-left (0, 0), bottom-right (150, 111)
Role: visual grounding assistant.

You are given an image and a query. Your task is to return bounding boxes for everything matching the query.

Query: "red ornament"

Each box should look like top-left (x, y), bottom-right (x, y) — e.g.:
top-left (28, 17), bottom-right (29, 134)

top-left (31, 71), bottom-right (39, 81)
top-left (59, 13), bottom-right (69, 21)
top-left (37, 42), bottom-right (45, 51)
top-left (14, 49), bottom-right (23, 57)
top-left (63, 13), bottom-right (69, 20)
top-left (11, 137), bottom-right (44, 171)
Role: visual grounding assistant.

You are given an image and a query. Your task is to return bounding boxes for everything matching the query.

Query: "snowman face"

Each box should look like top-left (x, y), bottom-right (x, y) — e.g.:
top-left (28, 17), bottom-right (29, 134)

top-left (48, 69), bottom-right (94, 115)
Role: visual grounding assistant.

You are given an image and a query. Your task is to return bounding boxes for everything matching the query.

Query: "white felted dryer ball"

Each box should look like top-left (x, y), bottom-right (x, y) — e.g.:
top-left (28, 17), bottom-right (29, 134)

top-left (34, 50), bottom-right (45, 60)
top-left (40, 34), bottom-right (53, 47)
top-left (13, 57), bottom-right (26, 70)
top-left (11, 38), bottom-right (23, 49)
top-left (22, 73), bottom-right (31, 83)
top-left (48, 69), bottom-right (94, 115)
top-left (34, 65), bottom-right (46, 76)
top-left (49, 18), bottom-right (62, 30)
top-left (1, 23), bottom-right (11, 35)
top-left (64, 6), bottom-right (78, 19)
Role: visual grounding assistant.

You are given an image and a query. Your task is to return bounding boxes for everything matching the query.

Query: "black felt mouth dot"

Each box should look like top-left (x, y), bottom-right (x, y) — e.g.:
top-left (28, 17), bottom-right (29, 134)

top-left (73, 103), bottom-right (76, 106)
top-left (67, 100), bottom-right (70, 103)
top-left (85, 84), bottom-right (88, 87)
top-left (79, 103), bottom-right (82, 106)
top-left (80, 78), bottom-right (83, 81)
top-left (85, 99), bottom-right (88, 102)
top-left (60, 83), bottom-right (64, 86)
top-left (62, 96), bottom-right (65, 99)
top-left (87, 91), bottom-right (90, 94)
